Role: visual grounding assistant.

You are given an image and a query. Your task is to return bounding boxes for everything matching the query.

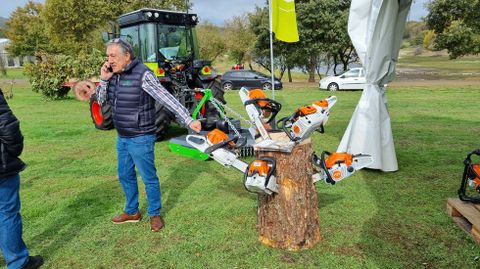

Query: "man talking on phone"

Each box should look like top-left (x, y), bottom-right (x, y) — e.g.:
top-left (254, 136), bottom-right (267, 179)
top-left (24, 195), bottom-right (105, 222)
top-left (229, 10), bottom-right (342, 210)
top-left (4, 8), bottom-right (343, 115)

top-left (95, 38), bottom-right (201, 232)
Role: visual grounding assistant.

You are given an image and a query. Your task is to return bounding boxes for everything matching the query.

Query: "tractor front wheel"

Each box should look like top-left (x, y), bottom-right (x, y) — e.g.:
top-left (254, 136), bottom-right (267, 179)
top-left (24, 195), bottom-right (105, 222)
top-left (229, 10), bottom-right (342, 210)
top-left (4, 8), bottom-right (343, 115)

top-left (89, 94), bottom-right (114, 130)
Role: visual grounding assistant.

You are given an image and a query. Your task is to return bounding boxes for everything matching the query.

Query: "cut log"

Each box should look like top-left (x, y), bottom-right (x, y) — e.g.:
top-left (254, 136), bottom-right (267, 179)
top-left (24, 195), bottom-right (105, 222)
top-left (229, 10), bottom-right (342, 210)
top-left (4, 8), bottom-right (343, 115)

top-left (256, 135), bottom-right (321, 250)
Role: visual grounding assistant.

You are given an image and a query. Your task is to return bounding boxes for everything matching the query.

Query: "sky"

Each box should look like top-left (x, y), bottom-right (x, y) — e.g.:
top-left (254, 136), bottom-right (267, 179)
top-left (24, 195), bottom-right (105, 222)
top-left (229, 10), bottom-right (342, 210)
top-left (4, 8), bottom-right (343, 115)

top-left (1, 0), bottom-right (430, 23)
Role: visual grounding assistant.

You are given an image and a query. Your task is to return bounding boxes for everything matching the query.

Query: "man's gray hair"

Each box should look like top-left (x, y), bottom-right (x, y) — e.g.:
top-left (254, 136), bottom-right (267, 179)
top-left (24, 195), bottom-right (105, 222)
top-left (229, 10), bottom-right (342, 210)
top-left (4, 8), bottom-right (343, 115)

top-left (107, 38), bottom-right (135, 59)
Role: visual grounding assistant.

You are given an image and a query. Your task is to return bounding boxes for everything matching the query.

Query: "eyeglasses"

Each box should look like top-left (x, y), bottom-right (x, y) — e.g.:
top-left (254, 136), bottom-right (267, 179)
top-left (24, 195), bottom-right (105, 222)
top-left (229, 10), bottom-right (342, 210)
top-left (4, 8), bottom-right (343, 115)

top-left (108, 38), bottom-right (134, 57)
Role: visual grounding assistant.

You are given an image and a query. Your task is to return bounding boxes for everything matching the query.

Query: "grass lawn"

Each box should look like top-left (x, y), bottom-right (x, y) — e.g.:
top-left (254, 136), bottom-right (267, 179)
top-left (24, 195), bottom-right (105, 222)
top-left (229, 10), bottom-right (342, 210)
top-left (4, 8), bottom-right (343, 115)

top-left (2, 83), bottom-right (480, 268)
top-left (398, 54), bottom-right (480, 73)
top-left (0, 68), bottom-right (28, 80)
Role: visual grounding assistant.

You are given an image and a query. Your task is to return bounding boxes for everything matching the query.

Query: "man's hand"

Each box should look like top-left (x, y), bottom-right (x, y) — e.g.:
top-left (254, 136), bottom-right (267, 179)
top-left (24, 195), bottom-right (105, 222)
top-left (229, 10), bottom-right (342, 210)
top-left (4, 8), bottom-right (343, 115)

top-left (100, 61), bottom-right (114, 81)
top-left (189, 120), bottom-right (202, 133)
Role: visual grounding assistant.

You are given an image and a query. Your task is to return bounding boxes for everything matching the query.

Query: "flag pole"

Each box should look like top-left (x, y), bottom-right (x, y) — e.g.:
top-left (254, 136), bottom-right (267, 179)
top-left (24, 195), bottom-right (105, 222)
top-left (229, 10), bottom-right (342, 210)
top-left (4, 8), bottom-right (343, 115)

top-left (269, 0), bottom-right (275, 100)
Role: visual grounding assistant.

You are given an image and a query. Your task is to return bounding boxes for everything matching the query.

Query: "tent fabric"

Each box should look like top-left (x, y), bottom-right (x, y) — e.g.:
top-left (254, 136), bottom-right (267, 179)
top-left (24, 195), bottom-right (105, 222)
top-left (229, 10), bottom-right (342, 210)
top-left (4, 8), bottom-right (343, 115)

top-left (337, 0), bottom-right (412, 172)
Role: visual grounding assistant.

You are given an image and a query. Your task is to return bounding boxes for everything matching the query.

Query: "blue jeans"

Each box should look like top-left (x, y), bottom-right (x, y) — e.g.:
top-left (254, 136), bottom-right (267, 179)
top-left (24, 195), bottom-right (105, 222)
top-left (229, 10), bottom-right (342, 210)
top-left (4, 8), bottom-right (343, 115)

top-left (0, 174), bottom-right (29, 269)
top-left (116, 134), bottom-right (161, 217)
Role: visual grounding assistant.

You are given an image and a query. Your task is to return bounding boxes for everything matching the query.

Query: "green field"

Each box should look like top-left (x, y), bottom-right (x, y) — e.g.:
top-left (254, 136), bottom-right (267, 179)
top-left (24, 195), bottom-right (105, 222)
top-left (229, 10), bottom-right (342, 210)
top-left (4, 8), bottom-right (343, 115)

top-left (0, 68), bottom-right (28, 79)
top-left (399, 55), bottom-right (480, 73)
top-left (2, 84), bottom-right (480, 268)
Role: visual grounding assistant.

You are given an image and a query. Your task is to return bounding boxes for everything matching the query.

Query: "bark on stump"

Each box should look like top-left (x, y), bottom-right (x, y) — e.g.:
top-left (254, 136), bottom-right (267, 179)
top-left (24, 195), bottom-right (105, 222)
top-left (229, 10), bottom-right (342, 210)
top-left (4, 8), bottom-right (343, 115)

top-left (256, 137), bottom-right (321, 250)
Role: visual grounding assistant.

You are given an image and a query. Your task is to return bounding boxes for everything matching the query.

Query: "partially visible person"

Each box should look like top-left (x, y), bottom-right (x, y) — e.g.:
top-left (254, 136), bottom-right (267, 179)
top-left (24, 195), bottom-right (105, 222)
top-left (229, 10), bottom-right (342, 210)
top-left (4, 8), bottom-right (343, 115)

top-left (0, 89), bottom-right (44, 269)
top-left (231, 64), bottom-right (244, 70)
top-left (95, 39), bottom-right (201, 232)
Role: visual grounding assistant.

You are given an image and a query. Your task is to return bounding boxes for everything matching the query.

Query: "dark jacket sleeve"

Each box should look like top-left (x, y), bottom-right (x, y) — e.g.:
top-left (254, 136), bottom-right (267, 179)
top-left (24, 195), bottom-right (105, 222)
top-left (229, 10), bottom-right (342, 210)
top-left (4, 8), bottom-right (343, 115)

top-left (0, 90), bottom-right (24, 157)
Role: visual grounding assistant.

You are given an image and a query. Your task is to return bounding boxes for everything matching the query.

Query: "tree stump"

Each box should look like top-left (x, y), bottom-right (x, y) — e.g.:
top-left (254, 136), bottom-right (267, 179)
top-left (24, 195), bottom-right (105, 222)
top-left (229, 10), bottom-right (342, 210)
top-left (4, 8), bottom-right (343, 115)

top-left (256, 136), bottom-right (321, 250)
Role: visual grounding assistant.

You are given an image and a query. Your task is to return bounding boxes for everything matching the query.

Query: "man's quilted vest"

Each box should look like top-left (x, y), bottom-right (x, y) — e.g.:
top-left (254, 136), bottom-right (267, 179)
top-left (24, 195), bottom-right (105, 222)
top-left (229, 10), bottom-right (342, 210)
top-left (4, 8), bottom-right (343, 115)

top-left (107, 59), bottom-right (156, 137)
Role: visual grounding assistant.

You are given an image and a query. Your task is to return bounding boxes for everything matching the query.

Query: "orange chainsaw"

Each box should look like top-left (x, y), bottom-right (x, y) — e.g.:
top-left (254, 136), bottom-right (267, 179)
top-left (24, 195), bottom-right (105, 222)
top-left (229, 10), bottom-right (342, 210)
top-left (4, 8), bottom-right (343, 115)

top-left (312, 151), bottom-right (373, 185)
top-left (186, 129), bottom-right (248, 172)
top-left (239, 88), bottom-right (282, 140)
top-left (278, 96), bottom-right (337, 142)
top-left (187, 129), bottom-right (279, 195)
top-left (458, 149), bottom-right (480, 203)
top-left (243, 157), bottom-right (278, 194)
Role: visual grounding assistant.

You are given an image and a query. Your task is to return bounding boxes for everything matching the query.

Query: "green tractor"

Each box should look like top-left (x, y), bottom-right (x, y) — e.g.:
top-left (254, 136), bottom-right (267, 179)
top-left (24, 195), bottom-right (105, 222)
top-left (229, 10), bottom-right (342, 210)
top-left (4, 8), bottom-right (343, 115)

top-left (89, 8), bottom-right (225, 140)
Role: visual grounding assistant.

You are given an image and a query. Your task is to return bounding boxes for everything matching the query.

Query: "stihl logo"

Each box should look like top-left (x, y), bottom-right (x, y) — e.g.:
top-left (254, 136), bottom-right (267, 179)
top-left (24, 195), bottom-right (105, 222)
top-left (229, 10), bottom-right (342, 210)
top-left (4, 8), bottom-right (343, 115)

top-left (333, 170), bottom-right (342, 180)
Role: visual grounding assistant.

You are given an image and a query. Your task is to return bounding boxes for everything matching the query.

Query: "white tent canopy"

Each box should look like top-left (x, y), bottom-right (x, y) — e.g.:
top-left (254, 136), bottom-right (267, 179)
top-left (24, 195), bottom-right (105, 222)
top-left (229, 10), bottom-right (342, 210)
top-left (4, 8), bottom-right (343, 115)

top-left (337, 0), bottom-right (413, 172)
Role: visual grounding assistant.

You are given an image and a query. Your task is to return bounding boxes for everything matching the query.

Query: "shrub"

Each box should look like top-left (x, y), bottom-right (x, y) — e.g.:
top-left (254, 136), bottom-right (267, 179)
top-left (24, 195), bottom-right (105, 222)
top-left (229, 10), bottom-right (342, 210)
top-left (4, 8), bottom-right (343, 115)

top-left (423, 30), bottom-right (436, 50)
top-left (25, 49), bottom-right (103, 100)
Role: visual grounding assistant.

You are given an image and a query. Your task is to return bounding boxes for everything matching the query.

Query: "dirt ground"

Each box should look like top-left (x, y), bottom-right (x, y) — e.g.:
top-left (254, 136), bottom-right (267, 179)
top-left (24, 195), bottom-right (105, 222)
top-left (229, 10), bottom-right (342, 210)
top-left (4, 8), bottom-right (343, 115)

top-left (283, 78), bottom-right (480, 89)
top-left (283, 67), bottom-right (480, 89)
top-left (2, 69), bottom-right (480, 92)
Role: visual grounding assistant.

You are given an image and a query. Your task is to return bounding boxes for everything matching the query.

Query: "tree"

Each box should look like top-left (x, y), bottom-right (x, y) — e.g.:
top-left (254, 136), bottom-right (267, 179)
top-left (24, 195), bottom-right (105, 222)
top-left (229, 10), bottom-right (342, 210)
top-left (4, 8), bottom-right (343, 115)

top-left (224, 15), bottom-right (256, 66)
top-left (196, 21), bottom-right (226, 62)
top-left (5, 1), bottom-right (50, 57)
top-left (42, 0), bottom-right (189, 55)
top-left (295, 0), bottom-right (354, 80)
top-left (249, 0), bottom-right (355, 82)
top-left (0, 56), bottom-right (5, 76)
top-left (7, 0), bottom-right (190, 57)
top-left (425, 0), bottom-right (480, 58)
top-left (8, 0), bottom-right (189, 99)
top-left (249, 6), bottom-right (301, 81)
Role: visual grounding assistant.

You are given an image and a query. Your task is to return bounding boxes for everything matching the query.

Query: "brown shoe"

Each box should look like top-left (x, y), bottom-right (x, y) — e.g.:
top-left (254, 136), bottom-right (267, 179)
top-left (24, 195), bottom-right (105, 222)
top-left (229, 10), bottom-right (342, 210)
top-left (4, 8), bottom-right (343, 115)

top-left (111, 211), bottom-right (142, 224)
top-left (150, 216), bottom-right (164, 232)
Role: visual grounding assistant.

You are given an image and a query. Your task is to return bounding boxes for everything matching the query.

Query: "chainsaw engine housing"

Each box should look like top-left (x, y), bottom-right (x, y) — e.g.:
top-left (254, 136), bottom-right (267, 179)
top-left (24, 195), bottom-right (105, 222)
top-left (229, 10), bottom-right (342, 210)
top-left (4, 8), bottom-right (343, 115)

top-left (244, 157), bottom-right (278, 194)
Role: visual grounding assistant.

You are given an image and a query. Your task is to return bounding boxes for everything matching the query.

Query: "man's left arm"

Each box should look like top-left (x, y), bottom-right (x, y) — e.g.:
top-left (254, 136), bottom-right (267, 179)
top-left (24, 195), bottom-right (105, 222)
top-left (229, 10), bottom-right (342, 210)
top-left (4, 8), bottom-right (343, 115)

top-left (142, 71), bottom-right (201, 132)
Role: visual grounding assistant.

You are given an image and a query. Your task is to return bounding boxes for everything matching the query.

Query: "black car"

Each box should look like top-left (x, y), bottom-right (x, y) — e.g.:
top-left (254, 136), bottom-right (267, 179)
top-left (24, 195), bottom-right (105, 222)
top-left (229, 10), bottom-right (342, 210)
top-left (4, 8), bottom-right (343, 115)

top-left (220, 70), bottom-right (283, 91)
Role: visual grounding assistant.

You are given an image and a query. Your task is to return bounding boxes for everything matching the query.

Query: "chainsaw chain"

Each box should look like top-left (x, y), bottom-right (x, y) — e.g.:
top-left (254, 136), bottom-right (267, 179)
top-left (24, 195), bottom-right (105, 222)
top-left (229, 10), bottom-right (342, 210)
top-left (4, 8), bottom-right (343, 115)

top-left (209, 97), bottom-right (242, 138)
top-left (212, 97), bottom-right (253, 127)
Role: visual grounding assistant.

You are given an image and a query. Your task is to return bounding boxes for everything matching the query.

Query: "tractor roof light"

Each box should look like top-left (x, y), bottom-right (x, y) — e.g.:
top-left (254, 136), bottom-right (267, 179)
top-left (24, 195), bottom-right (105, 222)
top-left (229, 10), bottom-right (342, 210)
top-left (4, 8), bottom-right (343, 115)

top-left (146, 12), bottom-right (153, 18)
top-left (154, 12), bottom-right (160, 18)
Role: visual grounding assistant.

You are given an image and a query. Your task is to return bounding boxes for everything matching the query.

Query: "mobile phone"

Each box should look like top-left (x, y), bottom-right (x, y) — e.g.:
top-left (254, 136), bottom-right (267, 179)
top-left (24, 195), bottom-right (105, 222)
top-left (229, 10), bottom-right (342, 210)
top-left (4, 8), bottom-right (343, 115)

top-left (107, 65), bottom-right (113, 72)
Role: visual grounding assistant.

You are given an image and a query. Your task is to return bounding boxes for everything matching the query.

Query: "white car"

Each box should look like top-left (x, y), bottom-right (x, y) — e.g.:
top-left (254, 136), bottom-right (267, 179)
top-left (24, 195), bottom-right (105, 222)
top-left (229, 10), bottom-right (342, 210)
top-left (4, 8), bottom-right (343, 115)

top-left (319, 68), bottom-right (366, 91)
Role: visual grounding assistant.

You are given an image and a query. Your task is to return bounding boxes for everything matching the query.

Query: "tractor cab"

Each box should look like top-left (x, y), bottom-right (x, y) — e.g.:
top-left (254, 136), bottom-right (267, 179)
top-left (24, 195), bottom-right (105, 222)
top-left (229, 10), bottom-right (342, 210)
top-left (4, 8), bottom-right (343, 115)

top-left (117, 9), bottom-right (200, 78)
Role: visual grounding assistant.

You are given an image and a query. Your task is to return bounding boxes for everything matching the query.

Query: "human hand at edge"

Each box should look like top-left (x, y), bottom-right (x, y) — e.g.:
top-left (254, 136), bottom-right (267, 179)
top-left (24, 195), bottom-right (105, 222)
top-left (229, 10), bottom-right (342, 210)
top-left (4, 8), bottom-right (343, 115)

top-left (189, 120), bottom-right (202, 133)
top-left (100, 61), bottom-right (114, 81)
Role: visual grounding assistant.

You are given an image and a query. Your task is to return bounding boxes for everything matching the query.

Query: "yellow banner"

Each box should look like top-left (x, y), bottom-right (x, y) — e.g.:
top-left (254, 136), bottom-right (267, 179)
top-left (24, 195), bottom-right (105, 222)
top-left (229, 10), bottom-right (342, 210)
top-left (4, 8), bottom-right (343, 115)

top-left (272, 0), bottom-right (299, 43)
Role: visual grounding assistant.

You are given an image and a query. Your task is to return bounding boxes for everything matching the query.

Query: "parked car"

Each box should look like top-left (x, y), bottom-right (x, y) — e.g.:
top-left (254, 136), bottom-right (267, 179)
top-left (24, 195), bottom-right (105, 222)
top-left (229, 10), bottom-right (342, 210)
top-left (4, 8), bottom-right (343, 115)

top-left (220, 70), bottom-right (283, 91)
top-left (319, 68), bottom-right (366, 91)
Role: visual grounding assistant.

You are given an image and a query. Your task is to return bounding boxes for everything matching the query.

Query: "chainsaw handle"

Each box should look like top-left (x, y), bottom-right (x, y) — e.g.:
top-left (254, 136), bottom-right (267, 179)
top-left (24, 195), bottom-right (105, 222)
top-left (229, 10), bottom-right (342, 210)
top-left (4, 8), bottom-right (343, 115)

top-left (465, 149), bottom-right (480, 165)
top-left (470, 149), bottom-right (480, 157)
top-left (244, 98), bottom-right (282, 124)
top-left (235, 136), bottom-right (247, 148)
top-left (260, 157), bottom-right (276, 184)
top-left (315, 124), bottom-right (325, 134)
top-left (204, 136), bottom-right (238, 154)
top-left (277, 116), bottom-right (300, 142)
top-left (186, 135), bottom-right (208, 149)
top-left (320, 151), bottom-right (335, 185)
top-left (459, 149), bottom-right (480, 203)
